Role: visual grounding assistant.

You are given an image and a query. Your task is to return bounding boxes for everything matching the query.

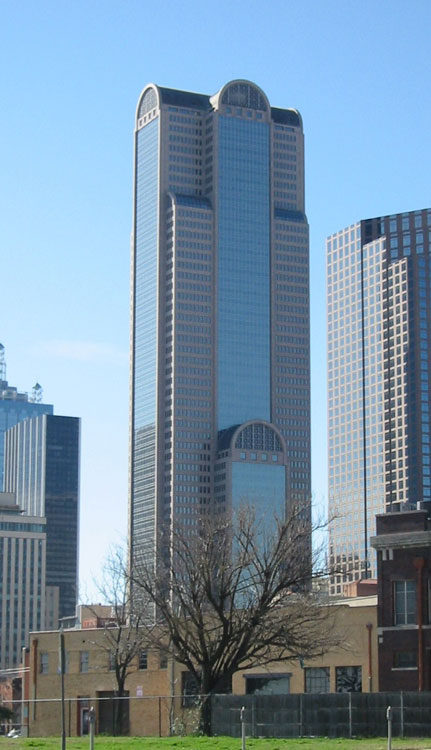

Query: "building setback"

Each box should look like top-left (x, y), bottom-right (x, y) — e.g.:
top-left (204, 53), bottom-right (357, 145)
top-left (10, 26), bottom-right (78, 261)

top-left (4, 414), bottom-right (80, 621)
top-left (0, 492), bottom-right (46, 669)
top-left (327, 208), bottom-right (431, 595)
top-left (130, 79), bottom-right (311, 565)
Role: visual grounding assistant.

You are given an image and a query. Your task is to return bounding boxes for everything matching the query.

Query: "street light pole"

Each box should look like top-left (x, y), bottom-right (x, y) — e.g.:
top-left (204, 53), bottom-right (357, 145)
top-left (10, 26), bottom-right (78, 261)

top-left (59, 627), bottom-right (66, 750)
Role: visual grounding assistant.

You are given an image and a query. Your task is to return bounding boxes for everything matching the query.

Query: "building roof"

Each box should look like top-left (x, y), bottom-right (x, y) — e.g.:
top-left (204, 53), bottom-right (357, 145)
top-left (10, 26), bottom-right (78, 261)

top-left (158, 86), bottom-right (211, 110)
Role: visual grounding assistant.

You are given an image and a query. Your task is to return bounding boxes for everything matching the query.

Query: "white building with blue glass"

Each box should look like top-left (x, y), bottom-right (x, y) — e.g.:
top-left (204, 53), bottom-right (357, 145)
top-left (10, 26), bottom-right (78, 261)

top-left (327, 208), bottom-right (431, 595)
top-left (130, 80), bottom-right (310, 562)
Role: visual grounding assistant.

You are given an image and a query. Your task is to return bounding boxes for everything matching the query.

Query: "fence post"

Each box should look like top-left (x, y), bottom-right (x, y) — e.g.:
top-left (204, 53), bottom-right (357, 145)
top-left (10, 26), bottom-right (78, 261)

top-left (88, 706), bottom-right (95, 750)
top-left (299, 693), bottom-right (303, 738)
top-left (251, 696), bottom-right (255, 738)
top-left (387, 706), bottom-right (392, 750)
top-left (348, 692), bottom-right (352, 738)
top-left (240, 706), bottom-right (246, 750)
top-left (400, 692), bottom-right (404, 738)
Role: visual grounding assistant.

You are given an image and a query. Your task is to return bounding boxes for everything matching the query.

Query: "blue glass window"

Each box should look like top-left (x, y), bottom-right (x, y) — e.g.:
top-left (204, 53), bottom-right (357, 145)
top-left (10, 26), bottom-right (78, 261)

top-left (216, 116), bottom-right (270, 429)
top-left (232, 462), bottom-right (286, 524)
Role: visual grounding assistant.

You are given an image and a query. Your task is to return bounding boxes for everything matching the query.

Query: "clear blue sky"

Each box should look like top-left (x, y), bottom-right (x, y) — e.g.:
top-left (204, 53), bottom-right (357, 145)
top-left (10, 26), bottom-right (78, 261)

top-left (1, 0), bottom-right (430, 596)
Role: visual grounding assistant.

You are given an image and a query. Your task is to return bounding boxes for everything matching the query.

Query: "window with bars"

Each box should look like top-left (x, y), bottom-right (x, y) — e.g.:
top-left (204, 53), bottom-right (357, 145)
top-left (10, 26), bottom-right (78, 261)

top-left (304, 667), bottom-right (330, 693)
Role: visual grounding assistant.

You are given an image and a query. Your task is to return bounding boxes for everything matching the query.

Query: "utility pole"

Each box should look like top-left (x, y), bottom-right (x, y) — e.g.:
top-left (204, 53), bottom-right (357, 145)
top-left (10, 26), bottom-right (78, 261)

top-left (59, 627), bottom-right (66, 750)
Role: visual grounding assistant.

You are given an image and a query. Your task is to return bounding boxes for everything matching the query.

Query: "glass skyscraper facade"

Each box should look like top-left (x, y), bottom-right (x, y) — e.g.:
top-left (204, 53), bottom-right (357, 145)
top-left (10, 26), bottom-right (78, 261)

top-left (130, 80), bottom-right (310, 563)
top-left (4, 414), bottom-right (80, 620)
top-left (327, 208), bottom-right (431, 595)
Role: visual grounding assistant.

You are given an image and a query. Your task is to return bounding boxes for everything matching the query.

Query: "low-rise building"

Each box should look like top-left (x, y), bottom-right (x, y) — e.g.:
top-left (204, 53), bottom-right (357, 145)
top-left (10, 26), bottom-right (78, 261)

top-left (234, 594), bottom-right (377, 695)
top-left (26, 627), bottom-right (170, 736)
top-left (24, 593), bottom-right (378, 737)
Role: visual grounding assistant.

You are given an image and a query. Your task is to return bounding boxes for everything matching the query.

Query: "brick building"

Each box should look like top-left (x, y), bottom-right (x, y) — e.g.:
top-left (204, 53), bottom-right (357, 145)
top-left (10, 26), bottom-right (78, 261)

top-left (371, 509), bottom-right (431, 691)
top-left (22, 595), bottom-right (377, 736)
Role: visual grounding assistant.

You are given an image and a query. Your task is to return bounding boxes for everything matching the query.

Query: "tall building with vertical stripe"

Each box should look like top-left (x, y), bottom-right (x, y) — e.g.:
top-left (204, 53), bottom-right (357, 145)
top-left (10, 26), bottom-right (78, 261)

top-left (4, 414), bottom-right (80, 621)
top-left (130, 80), bottom-right (310, 563)
top-left (327, 208), bottom-right (431, 595)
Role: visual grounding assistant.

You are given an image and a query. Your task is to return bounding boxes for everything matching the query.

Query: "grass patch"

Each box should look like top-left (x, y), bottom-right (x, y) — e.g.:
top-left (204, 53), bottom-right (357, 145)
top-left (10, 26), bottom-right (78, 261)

top-left (2, 737), bottom-right (431, 750)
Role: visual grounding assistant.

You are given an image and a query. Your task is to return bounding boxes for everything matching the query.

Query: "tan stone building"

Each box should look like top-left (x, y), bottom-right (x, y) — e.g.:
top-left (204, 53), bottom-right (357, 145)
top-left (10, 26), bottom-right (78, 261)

top-left (235, 594), bottom-right (377, 695)
top-left (24, 594), bottom-right (377, 737)
top-left (26, 628), bottom-right (171, 737)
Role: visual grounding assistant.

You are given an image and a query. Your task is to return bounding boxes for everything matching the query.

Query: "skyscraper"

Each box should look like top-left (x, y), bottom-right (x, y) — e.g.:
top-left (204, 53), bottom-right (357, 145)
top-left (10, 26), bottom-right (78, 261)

top-left (0, 345), bottom-right (53, 490)
top-left (130, 80), bottom-right (310, 563)
top-left (0, 492), bottom-right (46, 668)
top-left (327, 207), bottom-right (431, 595)
top-left (4, 414), bottom-right (80, 621)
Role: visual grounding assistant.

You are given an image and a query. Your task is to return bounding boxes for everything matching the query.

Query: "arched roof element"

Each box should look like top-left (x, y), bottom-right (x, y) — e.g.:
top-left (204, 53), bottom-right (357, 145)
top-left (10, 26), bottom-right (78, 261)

top-left (218, 420), bottom-right (287, 454)
top-left (136, 84), bottom-right (160, 122)
top-left (210, 80), bottom-right (270, 113)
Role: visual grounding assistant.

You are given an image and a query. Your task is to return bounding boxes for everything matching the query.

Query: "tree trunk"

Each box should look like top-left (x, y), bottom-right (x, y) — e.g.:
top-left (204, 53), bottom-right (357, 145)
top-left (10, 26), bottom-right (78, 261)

top-left (114, 682), bottom-right (126, 736)
top-left (198, 670), bottom-right (213, 736)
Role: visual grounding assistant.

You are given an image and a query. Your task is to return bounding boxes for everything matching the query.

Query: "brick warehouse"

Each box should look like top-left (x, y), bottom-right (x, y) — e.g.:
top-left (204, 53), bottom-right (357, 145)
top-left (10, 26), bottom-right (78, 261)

top-left (20, 594), bottom-right (377, 737)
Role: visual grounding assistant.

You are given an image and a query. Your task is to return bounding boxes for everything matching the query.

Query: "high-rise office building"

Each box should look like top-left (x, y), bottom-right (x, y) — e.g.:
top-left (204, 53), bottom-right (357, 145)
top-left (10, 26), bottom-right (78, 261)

top-left (130, 80), bottom-right (310, 563)
top-left (0, 345), bottom-right (53, 490)
top-left (0, 492), bottom-right (46, 669)
top-left (327, 207), bottom-right (431, 595)
top-left (4, 414), bottom-right (80, 621)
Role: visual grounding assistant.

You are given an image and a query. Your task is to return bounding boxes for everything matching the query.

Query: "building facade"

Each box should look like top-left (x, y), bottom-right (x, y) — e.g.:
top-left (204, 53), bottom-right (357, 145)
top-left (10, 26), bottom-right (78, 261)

top-left (130, 80), bottom-right (310, 564)
top-left (327, 208), bottom-right (431, 594)
top-left (4, 414), bottom-right (80, 621)
top-left (371, 509), bottom-right (431, 691)
top-left (25, 595), bottom-right (376, 737)
top-left (0, 345), bottom-right (53, 490)
top-left (0, 493), bottom-right (46, 669)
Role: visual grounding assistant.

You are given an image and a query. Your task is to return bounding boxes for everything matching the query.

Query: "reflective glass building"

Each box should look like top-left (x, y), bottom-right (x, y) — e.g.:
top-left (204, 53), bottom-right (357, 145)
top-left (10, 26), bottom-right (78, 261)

top-left (4, 414), bottom-right (80, 621)
top-left (327, 208), bottom-right (431, 595)
top-left (130, 80), bottom-right (311, 562)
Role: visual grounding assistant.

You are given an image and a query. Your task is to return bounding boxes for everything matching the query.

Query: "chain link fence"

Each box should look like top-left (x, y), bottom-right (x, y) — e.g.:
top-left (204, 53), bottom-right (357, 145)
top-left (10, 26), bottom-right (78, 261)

top-left (1, 693), bottom-right (197, 738)
top-left (2, 691), bottom-right (431, 738)
top-left (211, 692), bottom-right (431, 738)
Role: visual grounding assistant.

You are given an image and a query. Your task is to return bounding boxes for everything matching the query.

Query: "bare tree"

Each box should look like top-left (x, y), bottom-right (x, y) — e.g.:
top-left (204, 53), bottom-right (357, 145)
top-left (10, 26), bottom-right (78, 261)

top-left (89, 546), bottom-right (149, 735)
top-left (131, 505), bottom-right (337, 735)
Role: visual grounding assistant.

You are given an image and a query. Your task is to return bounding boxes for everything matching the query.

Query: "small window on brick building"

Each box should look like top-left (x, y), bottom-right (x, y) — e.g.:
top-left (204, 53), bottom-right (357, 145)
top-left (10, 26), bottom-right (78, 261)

top-left (159, 651), bottom-right (168, 669)
top-left (80, 651), bottom-right (89, 673)
top-left (393, 651), bottom-right (417, 669)
top-left (40, 653), bottom-right (49, 674)
top-left (139, 650), bottom-right (148, 670)
top-left (393, 580), bottom-right (416, 625)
